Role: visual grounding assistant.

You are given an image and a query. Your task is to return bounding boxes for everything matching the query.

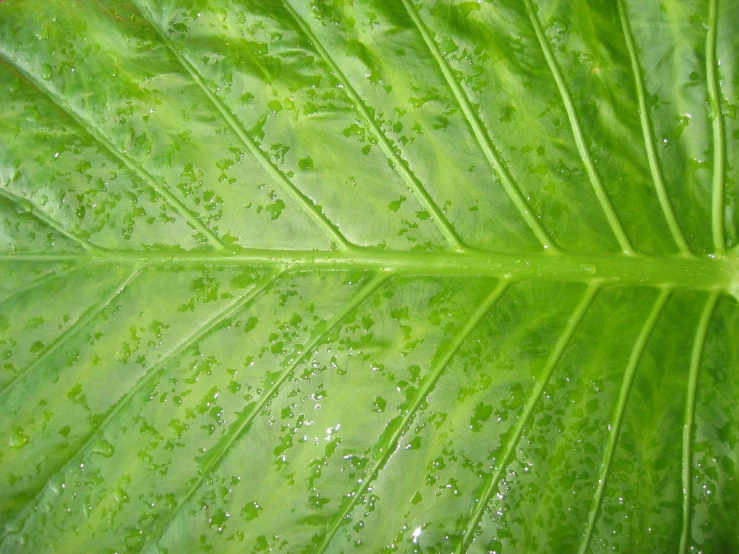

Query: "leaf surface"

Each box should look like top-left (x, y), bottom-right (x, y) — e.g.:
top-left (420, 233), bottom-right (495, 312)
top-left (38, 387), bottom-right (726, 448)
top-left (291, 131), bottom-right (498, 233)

top-left (0, 0), bottom-right (737, 552)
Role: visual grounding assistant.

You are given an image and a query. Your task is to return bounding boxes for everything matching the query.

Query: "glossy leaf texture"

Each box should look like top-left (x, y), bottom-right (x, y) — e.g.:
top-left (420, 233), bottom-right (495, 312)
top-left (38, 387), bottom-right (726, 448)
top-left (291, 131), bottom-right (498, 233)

top-left (0, 0), bottom-right (737, 552)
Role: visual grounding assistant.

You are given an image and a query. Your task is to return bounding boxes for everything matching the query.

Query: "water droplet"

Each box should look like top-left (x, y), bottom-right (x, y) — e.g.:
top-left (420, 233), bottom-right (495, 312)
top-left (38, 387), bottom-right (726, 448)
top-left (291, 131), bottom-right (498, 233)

top-left (9, 427), bottom-right (29, 449)
top-left (91, 438), bottom-right (115, 458)
top-left (14, 198), bottom-right (33, 214)
top-left (580, 264), bottom-right (597, 275)
top-left (41, 63), bottom-right (53, 81)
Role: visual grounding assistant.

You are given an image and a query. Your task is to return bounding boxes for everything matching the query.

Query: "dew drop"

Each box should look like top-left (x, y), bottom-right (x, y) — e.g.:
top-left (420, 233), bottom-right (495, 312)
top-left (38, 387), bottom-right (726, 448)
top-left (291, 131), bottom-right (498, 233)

top-left (91, 438), bottom-right (115, 458)
top-left (9, 427), bottom-right (29, 449)
top-left (580, 264), bottom-right (597, 275)
top-left (14, 198), bottom-right (33, 214)
top-left (41, 63), bottom-right (53, 81)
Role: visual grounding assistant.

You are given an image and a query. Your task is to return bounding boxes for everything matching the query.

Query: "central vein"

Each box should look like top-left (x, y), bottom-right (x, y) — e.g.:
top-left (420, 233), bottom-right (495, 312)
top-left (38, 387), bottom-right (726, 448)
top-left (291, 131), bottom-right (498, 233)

top-left (2, 249), bottom-right (736, 291)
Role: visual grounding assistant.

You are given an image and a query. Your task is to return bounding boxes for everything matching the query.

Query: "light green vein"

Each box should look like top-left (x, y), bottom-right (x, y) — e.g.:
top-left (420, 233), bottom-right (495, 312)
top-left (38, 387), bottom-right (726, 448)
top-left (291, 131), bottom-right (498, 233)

top-left (458, 283), bottom-right (600, 553)
top-left (679, 291), bottom-right (719, 554)
top-left (707, 0), bottom-right (726, 255)
top-left (616, 0), bottom-right (691, 255)
top-left (0, 261), bottom-right (89, 306)
top-left (316, 278), bottom-right (511, 554)
top-left (399, 0), bottom-right (557, 252)
top-left (0, 248), bottom-right (735, 290)
top-left (129, 0), bottom-right (351, 251)
top-left (578, 288), bottom-right (671, 554)
top-left (0, 269), bottom-right (281, 542)
top-left (523, 0), bottom-right (634, 255)
top-left (0, 53), bottom-right (226, 251)
top-left (0, 185), bottom-right (98, 252)
top-left (0, 266), bottom-right (141, 402)
top-left (140, 272), bottom-right (390, 553)
top-left (283, 0), bottom-right (465, 252)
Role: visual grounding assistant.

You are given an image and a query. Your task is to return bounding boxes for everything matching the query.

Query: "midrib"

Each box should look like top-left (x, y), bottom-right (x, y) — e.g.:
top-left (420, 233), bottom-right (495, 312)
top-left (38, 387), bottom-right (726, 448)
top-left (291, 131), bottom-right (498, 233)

top-left (2, 248), bottom-right (736, 290)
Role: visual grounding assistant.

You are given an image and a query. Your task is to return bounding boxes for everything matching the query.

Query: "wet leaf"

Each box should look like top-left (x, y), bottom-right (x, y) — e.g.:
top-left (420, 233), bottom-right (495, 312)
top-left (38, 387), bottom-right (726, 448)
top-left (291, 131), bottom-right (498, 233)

top-left (0, 0), bottom-right (737, 552)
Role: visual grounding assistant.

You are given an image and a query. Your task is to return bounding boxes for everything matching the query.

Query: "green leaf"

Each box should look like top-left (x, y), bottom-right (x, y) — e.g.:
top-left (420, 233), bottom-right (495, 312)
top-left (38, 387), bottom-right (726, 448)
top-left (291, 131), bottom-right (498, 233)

top-left (0, 0), bottom-right (737, 552)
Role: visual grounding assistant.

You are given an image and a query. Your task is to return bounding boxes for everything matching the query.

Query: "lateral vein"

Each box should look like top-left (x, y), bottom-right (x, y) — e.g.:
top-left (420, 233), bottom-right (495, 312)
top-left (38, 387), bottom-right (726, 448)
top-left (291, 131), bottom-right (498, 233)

top-left (0, 266), bottom-right (142, 403)
top-left (616, 0), bottom-right (691, 254)
top-left (399, 0), bottom-right (557, 252)
top-left (578, 288), bottom-right (671, 553)
top-left (707, 0), bottom-right (726, 255)
top-left (130, 0), bottom-right (352, 251)
top-left (679, 291), bottom-right (719, 554)
top-left (0, 260), bottom-right (90, 306)
top-left (0, 185), bottom-right (98, 253)
top-left (140, 272), bottom-right (390, 552)
top-left (315, 278), bottom-right (511, 554)
top-left (0, 53), bottom-right (226, 250)
top-left (458, 283), bottom-right (600, 552)
top-left (523, 0), bottom-right (634, 254)
top-left (0, 269), bottom-right (282, 544)
top-left (284, 0), bottom-right (466, 251)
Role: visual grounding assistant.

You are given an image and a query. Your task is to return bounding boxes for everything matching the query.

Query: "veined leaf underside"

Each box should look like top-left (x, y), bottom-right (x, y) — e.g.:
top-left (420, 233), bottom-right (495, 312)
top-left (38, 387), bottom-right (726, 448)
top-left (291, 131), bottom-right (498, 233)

top-left (0, 0), bottom-right (736, 553)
